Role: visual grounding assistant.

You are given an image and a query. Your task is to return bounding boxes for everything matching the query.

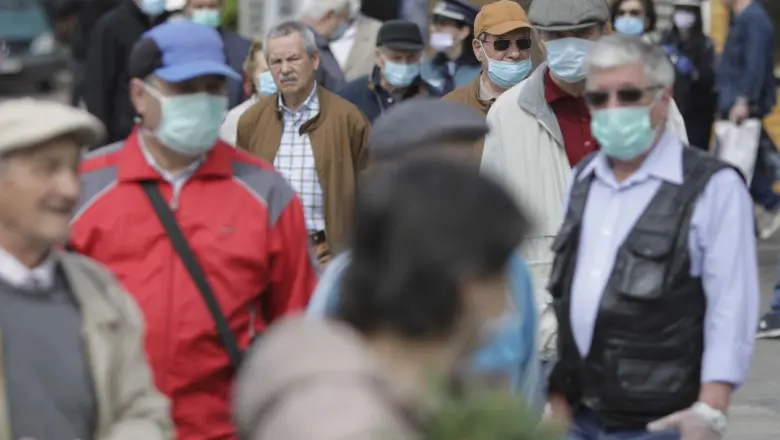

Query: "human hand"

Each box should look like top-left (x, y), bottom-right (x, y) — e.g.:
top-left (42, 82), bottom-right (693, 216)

top-left (647, 408), bottom-right (722, 440)
top-left (729, 101), bottom-right (749, 124)
top-left (543, 393), bottom-right (572, 430)
top-left (674, 55), bottom-right (696, 77)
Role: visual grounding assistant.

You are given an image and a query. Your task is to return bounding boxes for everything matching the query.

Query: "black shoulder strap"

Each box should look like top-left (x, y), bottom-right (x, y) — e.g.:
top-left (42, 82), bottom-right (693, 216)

top-left (141, 181), bottom-right (243, 369)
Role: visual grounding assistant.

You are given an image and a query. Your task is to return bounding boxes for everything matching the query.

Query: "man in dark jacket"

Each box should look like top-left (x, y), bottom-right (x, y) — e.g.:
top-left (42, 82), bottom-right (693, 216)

top-left (337, 20), bottom-right (442, 124)
top-left (69, 0), bottom-right (119, 106)
top-left (83, 0), bottom-right (169, 144)
top-left (179, 0), bottom-right (250, 108)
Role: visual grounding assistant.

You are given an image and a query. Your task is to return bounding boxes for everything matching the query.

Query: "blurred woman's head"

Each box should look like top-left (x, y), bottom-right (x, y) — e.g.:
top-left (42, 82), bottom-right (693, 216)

top-left (242, 38), bottom-right (275, 97)
top-left (610, 0), bottom-right (657, 36)
top-left (430, 13), bottom-right (479, 66)
top-left (337, 159), bottom-right (527, 357)
top-left (671, 1), bottom-right (704, 39)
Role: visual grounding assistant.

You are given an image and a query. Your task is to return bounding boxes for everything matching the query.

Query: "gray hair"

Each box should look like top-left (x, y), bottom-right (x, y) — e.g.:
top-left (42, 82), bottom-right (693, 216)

top-left (299, 0), bottom-right (350, 21)
top-left (585, 34), bottom-right (675, 88)
top-left (264, 21), bottom-right (319, 59)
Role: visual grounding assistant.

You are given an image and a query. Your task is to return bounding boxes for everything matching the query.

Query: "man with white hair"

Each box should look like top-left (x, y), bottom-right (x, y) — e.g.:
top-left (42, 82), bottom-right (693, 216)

top-left (300, 0), bottom-right (351, 90)
top-left (546, 35), bottom-right (758, 440)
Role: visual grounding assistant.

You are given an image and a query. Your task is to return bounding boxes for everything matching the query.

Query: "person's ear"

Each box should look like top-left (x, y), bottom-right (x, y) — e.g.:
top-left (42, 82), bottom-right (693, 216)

top-left (129, 78), bottom-right (148, 118)
top-left (456, 25), bottom-right (471, 42)
top-left (311, 50), bottom-right (321, 71)
top-left (472, 38), bottom-right (483, 62)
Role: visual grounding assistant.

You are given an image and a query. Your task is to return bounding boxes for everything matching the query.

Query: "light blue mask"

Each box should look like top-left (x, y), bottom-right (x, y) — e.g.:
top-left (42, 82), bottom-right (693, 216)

top-left (257, 71), bottom-right (277, 96)
top-left (145, 85), bottom-right (228, 156)
top-left (485, 54), bottom-right (532, 89)
top-left (139, 0), bottom-right (166, 16)
top-left (591, 106), bottom-right (655, 161)
top-left (614, 16), bottom-right (645, 36)
top-left (330, 22), bottom-right (350, 41)
top-left (191, 9), bottom-right (221, 28)
top-left (544, 38), bottom-right (594, 84)
top-left (383, 61), bottom-right (421, 87)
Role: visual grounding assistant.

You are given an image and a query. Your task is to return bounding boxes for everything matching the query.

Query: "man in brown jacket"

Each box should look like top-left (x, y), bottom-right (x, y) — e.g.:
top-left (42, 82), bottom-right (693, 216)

top-left (237, 20), bottom-right (370, 257)
top-left (443, 0), bottom-right (533, 157)
top-left (0, 99), bottom-right (172, 440)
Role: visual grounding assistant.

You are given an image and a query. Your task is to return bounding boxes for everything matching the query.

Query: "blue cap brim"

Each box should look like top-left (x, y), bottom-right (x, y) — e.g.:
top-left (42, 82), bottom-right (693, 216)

top-left (154, 60), bottom-right (242, 82)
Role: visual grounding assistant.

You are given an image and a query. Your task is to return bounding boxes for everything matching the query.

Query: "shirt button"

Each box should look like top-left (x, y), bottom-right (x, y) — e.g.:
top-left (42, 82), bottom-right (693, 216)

top-left (585, 141), bottom-right (592, 147)
top-left (581, 118), bottom-right (588, 123)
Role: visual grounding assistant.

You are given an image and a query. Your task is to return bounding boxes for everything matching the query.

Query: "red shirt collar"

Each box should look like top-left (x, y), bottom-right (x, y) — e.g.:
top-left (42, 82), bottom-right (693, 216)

top-left (544, 70), bottom-right (575, 103)
top-left (116, 128), bottom-right (235, 182)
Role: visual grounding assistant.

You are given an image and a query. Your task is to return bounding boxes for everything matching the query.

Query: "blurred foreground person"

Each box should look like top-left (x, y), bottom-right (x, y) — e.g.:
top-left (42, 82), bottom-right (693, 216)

top-left (236, 159), bottom-right (528, 440)
top-left (70, 22), bottom-right (317, 440)
top-left (306, 99), bottom-right (543, 411)
top-left (0, 100), bottom-right (172, 440)
top-left (547, 35), bottom-right (758, 440)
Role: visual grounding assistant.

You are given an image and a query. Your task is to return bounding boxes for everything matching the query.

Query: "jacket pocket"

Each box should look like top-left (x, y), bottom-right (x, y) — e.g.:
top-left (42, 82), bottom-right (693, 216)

top-left (617, 230), bottom-right (675, 301)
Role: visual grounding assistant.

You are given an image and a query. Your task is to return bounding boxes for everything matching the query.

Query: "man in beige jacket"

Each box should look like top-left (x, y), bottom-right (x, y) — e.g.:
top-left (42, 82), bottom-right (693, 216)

top-left (0, 99), bottom-right (172, 440)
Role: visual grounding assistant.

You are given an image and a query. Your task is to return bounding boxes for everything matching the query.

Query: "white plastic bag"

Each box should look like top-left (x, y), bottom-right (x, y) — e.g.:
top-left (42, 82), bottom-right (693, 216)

top-left (715, 119), bottom-right (762, 183)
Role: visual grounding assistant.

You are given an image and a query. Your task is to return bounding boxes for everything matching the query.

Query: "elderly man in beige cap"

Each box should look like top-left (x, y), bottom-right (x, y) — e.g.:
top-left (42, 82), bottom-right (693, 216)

top-left (0, 99), bottom-right (173, 440)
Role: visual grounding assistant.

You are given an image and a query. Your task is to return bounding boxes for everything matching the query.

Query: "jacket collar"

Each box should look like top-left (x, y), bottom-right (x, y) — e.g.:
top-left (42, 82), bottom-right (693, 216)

top-left (470, 74), bottom-right (493, 114)
top-left (272, 84), bottom-right (331, 133)
top-left (56, 250), bottom-right (120, 326)
top-left (115, 128), bottom-right (235, 183)
top-left (517, 63), bottom-right (564, 146)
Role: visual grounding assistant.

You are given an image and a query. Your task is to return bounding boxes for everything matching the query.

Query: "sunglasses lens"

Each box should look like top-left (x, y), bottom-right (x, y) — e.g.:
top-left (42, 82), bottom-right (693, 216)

top-left (617, 88), bottom-right (644, 103)
top-left (585, 91), bottom-right (609, 107)
top-left (516, 39), bottom-right (532, 50)
top-left (492, 40), bottom-right (510, 51)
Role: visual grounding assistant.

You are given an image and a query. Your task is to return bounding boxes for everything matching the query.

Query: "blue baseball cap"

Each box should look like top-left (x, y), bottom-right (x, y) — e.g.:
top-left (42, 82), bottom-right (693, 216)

top-left (128, 21), bottom-right (241, 82)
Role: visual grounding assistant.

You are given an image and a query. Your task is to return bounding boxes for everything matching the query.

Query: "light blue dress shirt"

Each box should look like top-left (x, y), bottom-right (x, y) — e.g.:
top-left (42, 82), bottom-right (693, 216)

top-left (567, 132), bottom-right (759, 386)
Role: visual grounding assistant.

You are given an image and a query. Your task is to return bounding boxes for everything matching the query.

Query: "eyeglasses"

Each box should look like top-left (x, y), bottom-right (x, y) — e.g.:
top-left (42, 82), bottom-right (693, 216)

top-left (482, 38), bottom-right (532, 52)
top-left (617, 8), bottom-right (643, 17)
top-left (584, 86), bottom-right (659, 107)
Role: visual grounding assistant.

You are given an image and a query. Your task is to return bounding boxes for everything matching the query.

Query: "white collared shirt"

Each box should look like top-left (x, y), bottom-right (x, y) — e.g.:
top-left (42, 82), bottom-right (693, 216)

top-left (330, 23), bottom-right (358, 70)
top-left (0, 247), bottom-right (56, 290)
top-left (139, 133), bottom-right (205, 205)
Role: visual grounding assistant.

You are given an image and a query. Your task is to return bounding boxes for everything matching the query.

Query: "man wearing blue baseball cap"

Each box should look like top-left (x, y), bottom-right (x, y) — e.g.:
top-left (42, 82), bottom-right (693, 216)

top-left (69, 21), bottom-right (318, 440)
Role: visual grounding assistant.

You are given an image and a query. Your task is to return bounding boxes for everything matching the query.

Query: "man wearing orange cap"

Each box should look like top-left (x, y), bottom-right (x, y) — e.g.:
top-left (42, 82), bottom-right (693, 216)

top-left (443, 0), bottom-right (533, 157)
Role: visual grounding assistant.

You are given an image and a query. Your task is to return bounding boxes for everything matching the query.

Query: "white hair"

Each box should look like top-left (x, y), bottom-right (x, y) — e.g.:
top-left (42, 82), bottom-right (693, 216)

top-left (299, 0), bottom-right (351, 21)
top-left (585, 34), bottom-right (675, 88)
top-left (264, 21), bottom-right (319, 58)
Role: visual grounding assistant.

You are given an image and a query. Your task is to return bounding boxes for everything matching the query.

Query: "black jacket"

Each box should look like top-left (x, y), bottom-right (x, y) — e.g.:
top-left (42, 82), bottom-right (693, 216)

top-left (336, 67), bottom-right (442, 124)
top-left (83, 0), bottom-right (168, 143)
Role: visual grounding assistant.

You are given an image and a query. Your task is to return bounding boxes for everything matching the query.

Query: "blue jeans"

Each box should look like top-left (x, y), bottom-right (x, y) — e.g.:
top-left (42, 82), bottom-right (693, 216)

top-left (565, 409), bottom-right (681, 440)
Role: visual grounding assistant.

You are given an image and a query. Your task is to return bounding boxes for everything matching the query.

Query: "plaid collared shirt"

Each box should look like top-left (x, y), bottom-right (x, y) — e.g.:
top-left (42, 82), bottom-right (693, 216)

top-left (274, 86), bottom-right (325, 233)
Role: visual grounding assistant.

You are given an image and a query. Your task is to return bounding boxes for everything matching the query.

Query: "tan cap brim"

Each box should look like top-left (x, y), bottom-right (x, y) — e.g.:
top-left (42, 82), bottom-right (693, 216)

top-left (483, 20), bottom-right (533, 36)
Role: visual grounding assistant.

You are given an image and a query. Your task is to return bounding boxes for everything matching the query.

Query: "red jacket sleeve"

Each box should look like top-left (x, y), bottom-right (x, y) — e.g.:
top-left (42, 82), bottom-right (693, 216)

top-left (265, 193), bottom-right (318, 322)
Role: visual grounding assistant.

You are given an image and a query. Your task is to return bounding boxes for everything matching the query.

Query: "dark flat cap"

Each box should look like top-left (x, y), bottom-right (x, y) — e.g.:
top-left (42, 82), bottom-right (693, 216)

top-left (376, 20), bottom-right (425, 51)
top-left (369, 98), bottom-right (488, 161)
top-left (528, 0), bottom-right (609, 32)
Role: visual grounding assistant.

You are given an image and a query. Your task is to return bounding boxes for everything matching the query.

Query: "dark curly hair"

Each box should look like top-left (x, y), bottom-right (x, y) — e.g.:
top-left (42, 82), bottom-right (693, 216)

top-left (336, 159), bottom-right (528, 339)
top-left (610, 0), bottom-right (657, 33)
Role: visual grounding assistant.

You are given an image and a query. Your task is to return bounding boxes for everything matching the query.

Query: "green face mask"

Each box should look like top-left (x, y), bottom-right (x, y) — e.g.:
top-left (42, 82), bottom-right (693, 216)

top-left (591, 106), bottom-right (656, 161)
top-left (191, 9), bottom-right (221, 28)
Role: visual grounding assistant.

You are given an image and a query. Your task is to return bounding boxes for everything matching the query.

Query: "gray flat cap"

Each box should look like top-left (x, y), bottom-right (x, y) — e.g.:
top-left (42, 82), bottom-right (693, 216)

top-left (369, 98), bottom-right (488, 161)
top-left (0, 99), bottom-right (105, 154)
top-left (528, 0), bottom-right (609, 32)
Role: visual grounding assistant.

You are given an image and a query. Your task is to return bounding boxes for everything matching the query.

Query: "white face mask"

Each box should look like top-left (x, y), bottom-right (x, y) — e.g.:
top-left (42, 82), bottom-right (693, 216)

top-left (673, 11), bottom-right (697, 30)
top-left (430, 32), bottom-right (455, 52)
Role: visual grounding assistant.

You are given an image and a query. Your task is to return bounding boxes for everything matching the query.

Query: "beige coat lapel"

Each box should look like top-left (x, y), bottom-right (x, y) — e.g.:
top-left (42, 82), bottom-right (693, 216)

top-left (0, 333), bottom-right (8, 440)
top-left (343, 16), bottom-right (381, 81)
top-left (58, 250), bottom-right (121, 439)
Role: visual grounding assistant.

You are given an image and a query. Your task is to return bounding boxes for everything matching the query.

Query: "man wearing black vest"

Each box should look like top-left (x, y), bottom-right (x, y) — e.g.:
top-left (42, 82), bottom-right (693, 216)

top-left (546, 35), bottom-right (758, 440)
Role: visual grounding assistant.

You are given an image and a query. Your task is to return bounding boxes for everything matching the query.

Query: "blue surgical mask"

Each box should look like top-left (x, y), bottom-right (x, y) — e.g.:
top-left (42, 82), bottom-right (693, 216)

top-left (330, 22), bottom-right (350, 41)
top-left (481, 46), bottom-right (531, 89)
top-left (591, 106), bottom-right (655, 161)
top-left (139, 0), bottom-right (166, 16)
top-left (257, 71), bottom-right (277, 96)
top-left (383, 60), bottom-right (421, 87)
top-left (614, 16), bottom-right (645, 36)
top-left (544, 38), bottom-right (594, 84)
top-left (191, 9), bottom-right (221, 28)
top-left (145, 85), bottom-right (228, 156)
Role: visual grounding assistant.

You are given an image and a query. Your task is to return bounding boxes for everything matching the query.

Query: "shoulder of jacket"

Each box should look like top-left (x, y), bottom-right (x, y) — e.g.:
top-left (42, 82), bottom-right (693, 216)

top-left (324, 90), bottom-right (370, 125)
top-left (239, 96), bottom-right (275, 125)
top-left (488, 81), bottom-right (526, 117)
top-left (59, 252), bottom-right (136, 317)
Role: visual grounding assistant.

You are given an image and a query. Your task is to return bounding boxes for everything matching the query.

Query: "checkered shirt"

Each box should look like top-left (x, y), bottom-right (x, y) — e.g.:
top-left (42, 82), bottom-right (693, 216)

top-left (274, 86), bottom-right (326, 233)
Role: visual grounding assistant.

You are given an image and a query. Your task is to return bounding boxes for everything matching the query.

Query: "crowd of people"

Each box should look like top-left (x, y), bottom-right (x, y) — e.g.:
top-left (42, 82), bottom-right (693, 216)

top-left (0, 0), bottom-right (776, 439)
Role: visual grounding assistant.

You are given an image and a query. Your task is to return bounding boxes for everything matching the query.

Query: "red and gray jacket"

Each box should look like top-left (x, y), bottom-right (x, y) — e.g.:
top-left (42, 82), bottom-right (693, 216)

top-left (69, 128), bottom-right (318, 440)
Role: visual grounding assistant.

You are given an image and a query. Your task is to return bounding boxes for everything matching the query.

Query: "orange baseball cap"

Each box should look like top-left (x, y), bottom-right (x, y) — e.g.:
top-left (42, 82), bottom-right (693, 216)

top-left (474, 0), bottom-right (532, 38)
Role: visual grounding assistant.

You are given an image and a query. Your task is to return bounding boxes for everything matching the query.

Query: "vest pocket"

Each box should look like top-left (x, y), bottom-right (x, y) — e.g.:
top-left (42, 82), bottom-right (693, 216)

top-left (603, 346), bottom-right (692, 406)
top-left (617, 232), bottom-right (675, 300)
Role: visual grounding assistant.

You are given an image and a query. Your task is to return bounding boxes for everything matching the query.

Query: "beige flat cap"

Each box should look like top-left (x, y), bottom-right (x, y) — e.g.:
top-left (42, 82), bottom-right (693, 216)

top-left (0, 98), bottom-right (105, 154)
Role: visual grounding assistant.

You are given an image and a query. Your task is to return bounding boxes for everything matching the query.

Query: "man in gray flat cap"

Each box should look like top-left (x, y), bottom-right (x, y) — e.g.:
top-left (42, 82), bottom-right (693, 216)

top-left (305, 98), bottom-right (546, 413)
top-left (478, 0), bottom-right (690, 376)
top-left (0, 99), bottom-right (173, 440)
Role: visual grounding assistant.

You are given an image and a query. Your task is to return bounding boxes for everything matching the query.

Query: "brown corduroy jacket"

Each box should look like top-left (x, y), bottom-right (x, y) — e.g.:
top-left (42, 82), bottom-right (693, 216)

top-left (236, 85), bottom-right (371, 252)
top-left (443, 74), bottom-right (494, 158)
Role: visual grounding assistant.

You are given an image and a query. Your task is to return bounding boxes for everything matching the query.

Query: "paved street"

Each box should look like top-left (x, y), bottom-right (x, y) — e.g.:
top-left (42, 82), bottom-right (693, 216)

top-left (1, 78), bottom-right (778, 438)
top-left (729, 234), bottom-right (780, 439)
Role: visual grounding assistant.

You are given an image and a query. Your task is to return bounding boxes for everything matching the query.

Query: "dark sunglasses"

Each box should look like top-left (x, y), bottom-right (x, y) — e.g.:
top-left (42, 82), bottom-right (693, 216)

top-left (482, 38), bottom-right (532, 51)
top-left (617, 8), bottom-right (643, 17)
top-left (584, 86), bottom-right (659, 107)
